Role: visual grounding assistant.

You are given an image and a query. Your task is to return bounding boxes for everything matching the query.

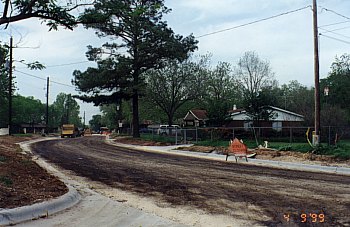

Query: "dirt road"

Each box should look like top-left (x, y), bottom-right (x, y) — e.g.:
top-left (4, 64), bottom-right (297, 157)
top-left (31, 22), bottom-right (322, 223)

top-left (31, 136), bottom-right (350, 226)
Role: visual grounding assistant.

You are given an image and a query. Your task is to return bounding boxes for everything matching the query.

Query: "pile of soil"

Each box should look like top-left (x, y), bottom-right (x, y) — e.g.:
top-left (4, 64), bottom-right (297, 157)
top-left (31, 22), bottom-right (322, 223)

top-left (0, 135), bottom-right (68, 209)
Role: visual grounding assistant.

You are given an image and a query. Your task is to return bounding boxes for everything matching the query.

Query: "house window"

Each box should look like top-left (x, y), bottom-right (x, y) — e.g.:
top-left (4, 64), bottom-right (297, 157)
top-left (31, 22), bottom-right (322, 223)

top-left (194, 120), bottom-right (199, 127)
top-left (272, 121), bottom-right (282, 132)
top-left (187, 121), bottom-right (194, 126)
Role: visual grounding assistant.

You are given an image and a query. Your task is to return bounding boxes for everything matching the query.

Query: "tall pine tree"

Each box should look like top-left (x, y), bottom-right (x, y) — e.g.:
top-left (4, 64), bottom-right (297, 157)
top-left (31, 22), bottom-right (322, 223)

top-left (73, 0), bottom-right (197, 137)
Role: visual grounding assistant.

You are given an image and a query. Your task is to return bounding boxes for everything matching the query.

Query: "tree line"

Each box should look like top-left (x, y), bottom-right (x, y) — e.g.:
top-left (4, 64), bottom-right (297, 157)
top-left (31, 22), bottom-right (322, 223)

top-left (1, 0), bottom-right (349, 136)
top-left (87, 52), bottom-right (350, 132)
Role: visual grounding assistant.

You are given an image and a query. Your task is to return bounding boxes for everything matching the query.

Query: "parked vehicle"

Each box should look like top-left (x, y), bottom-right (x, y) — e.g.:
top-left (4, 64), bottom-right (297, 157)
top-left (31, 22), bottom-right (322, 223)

top-left (157, 125), bottom-right (182, 136)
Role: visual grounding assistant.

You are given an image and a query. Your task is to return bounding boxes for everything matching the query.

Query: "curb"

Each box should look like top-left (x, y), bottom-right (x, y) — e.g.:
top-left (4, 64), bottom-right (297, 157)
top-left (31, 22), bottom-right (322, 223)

top-left (0, 137), bottom-right (81, 226)
top-left (0, 185), bottom-right (80, 226)
top-left (107, 139), bottom-right (350, 176)
top-left (246, 158), bottom-right (350, 175)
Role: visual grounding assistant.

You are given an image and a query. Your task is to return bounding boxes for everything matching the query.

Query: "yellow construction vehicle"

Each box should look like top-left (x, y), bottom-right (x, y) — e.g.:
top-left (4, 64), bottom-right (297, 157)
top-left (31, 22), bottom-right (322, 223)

top-left (61, 124), bottom-right (78, 138)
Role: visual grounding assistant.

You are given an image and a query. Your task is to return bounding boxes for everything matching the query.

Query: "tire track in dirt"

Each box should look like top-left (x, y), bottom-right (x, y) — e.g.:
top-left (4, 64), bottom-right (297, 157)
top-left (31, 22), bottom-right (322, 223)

top-left (31, 136), bottom-right (350, 226)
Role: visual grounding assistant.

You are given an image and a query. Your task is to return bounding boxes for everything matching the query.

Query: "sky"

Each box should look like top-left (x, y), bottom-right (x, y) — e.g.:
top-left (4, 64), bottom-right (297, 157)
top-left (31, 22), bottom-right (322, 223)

top-left (1, 0), bottom-right (350, 122)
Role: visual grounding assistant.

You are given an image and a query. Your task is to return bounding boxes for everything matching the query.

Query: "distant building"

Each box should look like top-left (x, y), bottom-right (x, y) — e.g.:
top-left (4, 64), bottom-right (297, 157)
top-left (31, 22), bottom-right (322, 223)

top-left (226, 106), bottom-right (304, 131)
top-left (183, 109), bottom-right (209, 127)
top-left (20, 124), bottom-right (47, 134)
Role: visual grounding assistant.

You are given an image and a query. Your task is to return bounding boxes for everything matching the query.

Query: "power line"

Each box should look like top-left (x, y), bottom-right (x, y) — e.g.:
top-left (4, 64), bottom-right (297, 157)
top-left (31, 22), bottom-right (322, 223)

top-left (319, 27), bottom-right (350, 40)
top-left (322, 8), bottom-right (350, 20)
top-left (319, 20), bottom-right (350, 28)
top-left (196, 5), bottom-right (311, 38)
top-left (44, 60), bottom-right (91, 68)
top-left (16, 60), bottom-right (92, 69)
top-left (319, 33), bottom-right (350, 45)
top-left (14, 69), bottom-right (76, 88)
top-left (319, 25), bottom-right (350, 33)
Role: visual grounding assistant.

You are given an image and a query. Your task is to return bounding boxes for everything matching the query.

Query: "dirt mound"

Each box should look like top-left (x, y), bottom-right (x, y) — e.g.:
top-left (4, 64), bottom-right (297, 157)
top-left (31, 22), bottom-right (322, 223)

top-left (0, 135), bottom-right (68, 209)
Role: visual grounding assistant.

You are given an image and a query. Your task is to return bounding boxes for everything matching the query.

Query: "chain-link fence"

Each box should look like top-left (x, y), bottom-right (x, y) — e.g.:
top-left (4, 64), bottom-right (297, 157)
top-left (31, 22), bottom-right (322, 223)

top-left (139, 126), bottom-right (350, 146)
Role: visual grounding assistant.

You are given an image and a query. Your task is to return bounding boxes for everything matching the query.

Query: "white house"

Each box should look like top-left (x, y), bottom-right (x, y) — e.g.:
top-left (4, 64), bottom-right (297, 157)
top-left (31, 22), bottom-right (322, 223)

top-left (227, 106), bottom-right (304, 131)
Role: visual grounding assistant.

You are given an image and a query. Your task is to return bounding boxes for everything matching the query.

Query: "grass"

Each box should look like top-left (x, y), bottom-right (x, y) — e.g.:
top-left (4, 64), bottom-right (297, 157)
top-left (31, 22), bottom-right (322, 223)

top-left (314, 143), bottom-right (350, 160)
top-left (13, 133), bottom-right (33, 137)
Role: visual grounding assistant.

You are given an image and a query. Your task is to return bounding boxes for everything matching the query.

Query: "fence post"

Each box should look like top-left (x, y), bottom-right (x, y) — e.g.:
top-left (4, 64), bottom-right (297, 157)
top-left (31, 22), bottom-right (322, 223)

top-left (328, 126), bottom-right (331, 145)
top-left (184, 129), bottom-right (187, 144)
top-left (175, 129), bottom-right (178, 145)
top-left (232, 128), bottom-right (235, 139)
top-left (211, 129), bottom-right (213, 141)
top-left (289, 127), bottom-right (292, 144)
top-left (196, 127), bottom-right (198, 143)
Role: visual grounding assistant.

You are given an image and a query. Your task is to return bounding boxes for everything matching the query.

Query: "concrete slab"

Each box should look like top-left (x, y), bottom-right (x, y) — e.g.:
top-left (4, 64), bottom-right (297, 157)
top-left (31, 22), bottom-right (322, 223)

top-left (16, 187), bottom-right (185, 227)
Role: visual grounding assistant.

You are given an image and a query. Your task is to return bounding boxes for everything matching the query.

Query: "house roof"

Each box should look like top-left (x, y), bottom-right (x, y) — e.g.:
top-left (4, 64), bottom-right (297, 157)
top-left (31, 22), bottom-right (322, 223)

top-left (228, 109), bottom-right (245, 114)
top-left (266, 106), bottom-right (304, 118)
top-left (184, 109), bottom-right (208, 121)
top-left (228, 106), bottom-right (304, 121)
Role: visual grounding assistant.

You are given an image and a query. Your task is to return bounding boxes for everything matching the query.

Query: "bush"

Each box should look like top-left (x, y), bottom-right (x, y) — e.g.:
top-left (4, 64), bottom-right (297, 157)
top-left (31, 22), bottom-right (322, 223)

top-left (314, 144), bottom-right (350, 160)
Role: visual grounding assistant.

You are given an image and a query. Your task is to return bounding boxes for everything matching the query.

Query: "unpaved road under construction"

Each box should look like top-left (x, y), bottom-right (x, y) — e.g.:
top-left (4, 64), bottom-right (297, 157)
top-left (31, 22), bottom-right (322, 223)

top-left (31, 136), bottom-right (350, 226)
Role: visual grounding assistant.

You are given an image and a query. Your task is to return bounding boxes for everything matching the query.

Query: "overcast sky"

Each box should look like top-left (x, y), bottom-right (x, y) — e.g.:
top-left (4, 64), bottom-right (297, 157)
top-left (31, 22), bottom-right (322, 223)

top-left (1, 0), bottom-right (349, 122)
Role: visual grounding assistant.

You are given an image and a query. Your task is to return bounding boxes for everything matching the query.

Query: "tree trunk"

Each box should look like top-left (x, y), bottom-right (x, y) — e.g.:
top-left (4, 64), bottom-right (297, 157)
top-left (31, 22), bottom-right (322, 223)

top-left (132, 90), bottom-right (140, 138)
top-left (167, 112), bottom-right (174, 127)
top-left (132, 63), bottom-right (140, 138)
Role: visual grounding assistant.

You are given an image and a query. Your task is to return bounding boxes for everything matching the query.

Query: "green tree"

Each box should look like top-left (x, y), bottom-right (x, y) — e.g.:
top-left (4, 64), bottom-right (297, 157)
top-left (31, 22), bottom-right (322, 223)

top-left (89, 114), bottom-right (102, 132)
top-left (0, 44), bottom-right (9, 127)
top-left (74, 0), bottom-right (198, 137)
top-left (280, 80), bottom-right (314, 125)
top-left (12, 95), bottom-right (45, 126)
top-left (50, 93), bottom-right (82, 127)
top-left (321, 54), bottom-right (350, 118)
top-left (242, 88), bottom-right (278, 126)
top-left (1, 0), bottom-right (78, 30)
top-left (100, 104), bottom-right (119, 130)
top-left (145, 58), bottom-right (206, 127)
top-left (204, 61), bottom-right (240, 126)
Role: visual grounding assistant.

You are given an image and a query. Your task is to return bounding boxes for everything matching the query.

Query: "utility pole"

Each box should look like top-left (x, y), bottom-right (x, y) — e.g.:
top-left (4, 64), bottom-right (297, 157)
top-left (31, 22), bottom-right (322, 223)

top-left (313, 0), bottom-right (320, 146)
top-left (83, 111), bottom-right (86, 129)
top-left (8, 37), bottom-right (13, 135)
top-left (46, 77), bottom-right (49, 134)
